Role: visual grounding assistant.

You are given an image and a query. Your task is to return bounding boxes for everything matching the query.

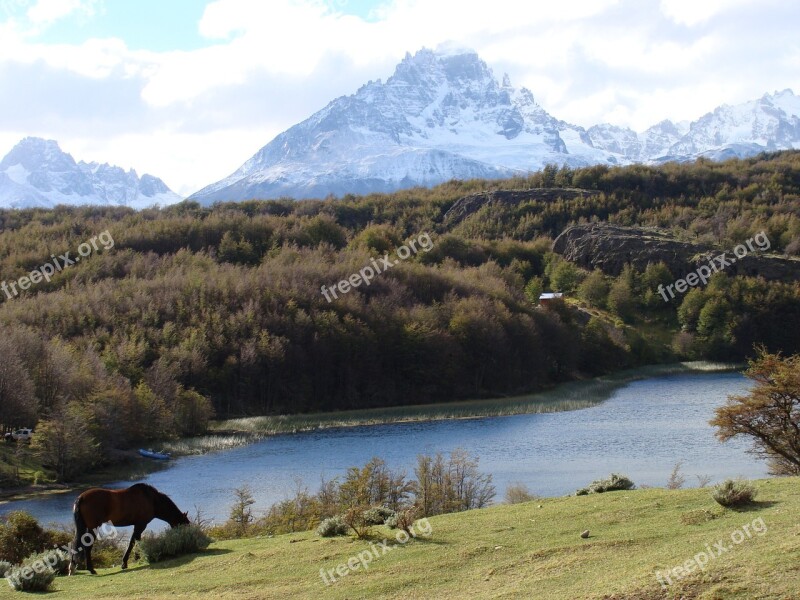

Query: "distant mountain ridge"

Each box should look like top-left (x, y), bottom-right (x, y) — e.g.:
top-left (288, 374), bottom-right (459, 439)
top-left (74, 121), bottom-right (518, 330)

top-left (190, 47), bottom-right (800, 204)
top-left (0, 137), bottom-right (182, 209)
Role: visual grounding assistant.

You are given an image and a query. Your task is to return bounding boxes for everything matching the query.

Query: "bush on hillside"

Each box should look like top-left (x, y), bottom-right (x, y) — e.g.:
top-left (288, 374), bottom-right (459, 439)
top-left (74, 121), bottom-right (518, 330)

top-left (505, 483), bottom-right (538, 504)
top-left (386, 507), bottom-right (418, 534)
top-left (575, 473), bottom-right (635, 495)
top-left (712, 479), bottom-right (758, 507)
top-left (23, 548), bottom-right (70, 576)
top-left (362, 507), bottom-right (396, 525)
top-left (5, 565), bottom-right (56, 592)
top-left (316, 516), bottom-right (349, 538)
top-left (342, 507), bottom-right (372, 539)
top-left (137, 525), bottom-right (211, 564)
top-left (0, 511), bottom-right (52, 564)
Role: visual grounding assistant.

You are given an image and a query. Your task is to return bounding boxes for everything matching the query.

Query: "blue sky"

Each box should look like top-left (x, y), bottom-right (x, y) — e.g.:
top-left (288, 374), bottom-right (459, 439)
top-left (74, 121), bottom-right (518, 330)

top-left (0, 0), bottom-right (797, 195)
top-left (4, 0), bottom-right (385, 50)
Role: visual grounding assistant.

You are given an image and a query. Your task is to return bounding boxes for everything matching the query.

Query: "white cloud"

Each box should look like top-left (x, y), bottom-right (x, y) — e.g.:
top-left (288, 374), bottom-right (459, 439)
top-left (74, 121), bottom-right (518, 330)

top-left (26, 0), bottom-right (97, 27)
top-left (0, 0), bottom-right (797, 194)
top-left (659, 0), bottom-right (752, 26)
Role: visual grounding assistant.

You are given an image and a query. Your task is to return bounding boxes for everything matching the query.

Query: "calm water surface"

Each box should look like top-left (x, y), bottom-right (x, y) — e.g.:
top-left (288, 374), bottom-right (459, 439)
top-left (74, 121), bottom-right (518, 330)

top-left (0, 372), bottom-right (766, 529)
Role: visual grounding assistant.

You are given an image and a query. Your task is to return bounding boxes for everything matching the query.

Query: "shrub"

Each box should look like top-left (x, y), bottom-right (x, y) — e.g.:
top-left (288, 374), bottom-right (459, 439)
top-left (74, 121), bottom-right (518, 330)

top-left (5, 565), bottom-right (56, 592)
top-left (342, 506), bottom-right (372, 539)
top-left (0, 560), bottom-right (12, 577)
top-left (0, 511), bottom-right (51, 564)
top-left (316, 516), bottom-right (348, 538)
top-left (575, 473), bottom-right (635, 496)
top-left (505, 483), bottom-right (538, 504)
top-left (24, 548), bottom-right (70, 576)
top-left (137, 525), bottom-right (211, 564)
top-left (362, 507), bottom-right (395, 525)
top-left (712, 479), bottom-right (758, 507)
top-left (387, 508), bottom-right (418, 534)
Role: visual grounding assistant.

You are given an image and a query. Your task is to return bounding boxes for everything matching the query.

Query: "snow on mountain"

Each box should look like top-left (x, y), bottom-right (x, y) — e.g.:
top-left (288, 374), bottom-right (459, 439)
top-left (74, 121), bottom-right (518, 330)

top-left (0, 138), bottom-right (183, 210)
top-left (5, 53), bottom-right (797, 208)
top-left (193, 46), bottom-right (800, 204)
top-left (664, 89), bottom-right (800, 160)
top-left (191, 48), bottom-right (622, 204)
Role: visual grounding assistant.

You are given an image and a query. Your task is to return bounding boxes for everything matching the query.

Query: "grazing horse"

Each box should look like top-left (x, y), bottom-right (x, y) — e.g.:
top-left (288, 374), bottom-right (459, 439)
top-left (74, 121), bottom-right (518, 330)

top-left (68, 483), bottom-right (190, 575)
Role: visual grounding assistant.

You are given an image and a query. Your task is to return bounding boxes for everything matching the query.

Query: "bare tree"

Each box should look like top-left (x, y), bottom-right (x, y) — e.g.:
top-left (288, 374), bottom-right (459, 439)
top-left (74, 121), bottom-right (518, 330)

top-left (666, 461), bottom-right (686, 490)
top-left (0, 336), bottom-right (38, 432)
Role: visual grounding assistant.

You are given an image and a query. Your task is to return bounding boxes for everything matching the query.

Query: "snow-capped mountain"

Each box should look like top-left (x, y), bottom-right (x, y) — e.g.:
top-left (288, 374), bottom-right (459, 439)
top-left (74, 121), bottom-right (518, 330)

top-left (190, 48), bottom-right (618, 203)
top-left (0, 138), bottom-right (183, 209)
top-left (191, 47), bottom-right (800, 204)
top-left (589, 90), bottom-right (800, 162)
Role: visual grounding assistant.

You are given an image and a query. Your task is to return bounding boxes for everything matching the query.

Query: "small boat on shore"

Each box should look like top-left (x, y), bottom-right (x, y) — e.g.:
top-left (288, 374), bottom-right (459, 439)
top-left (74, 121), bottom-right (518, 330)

top-left (138, 448), bottom-right (171, 460)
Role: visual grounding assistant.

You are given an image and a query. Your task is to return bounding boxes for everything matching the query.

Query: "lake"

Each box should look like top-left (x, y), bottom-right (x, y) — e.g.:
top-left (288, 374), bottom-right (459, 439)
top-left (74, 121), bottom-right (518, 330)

top-left (0, 371), bottom-right (767, 529)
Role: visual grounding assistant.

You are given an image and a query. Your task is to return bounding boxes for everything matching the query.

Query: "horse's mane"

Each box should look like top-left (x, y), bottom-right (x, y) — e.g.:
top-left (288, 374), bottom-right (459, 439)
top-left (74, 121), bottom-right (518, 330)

top-left (131, 484), bottom-right (176, 508)
top-left (130, 483), bottom-right (159, 495)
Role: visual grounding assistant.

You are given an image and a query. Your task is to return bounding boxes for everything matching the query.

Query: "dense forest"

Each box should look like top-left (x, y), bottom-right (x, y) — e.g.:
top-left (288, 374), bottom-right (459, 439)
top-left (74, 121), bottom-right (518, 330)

top-left (1, 151), bottom-right (799, 479)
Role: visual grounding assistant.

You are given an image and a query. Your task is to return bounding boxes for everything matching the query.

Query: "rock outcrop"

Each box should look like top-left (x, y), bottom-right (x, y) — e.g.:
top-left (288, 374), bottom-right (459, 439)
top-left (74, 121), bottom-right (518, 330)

top-left (552, 224), bottom-right (800, 282)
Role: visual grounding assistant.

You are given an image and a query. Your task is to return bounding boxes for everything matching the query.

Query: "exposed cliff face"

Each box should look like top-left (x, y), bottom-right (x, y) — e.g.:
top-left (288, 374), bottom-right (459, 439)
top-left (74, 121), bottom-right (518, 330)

top-left (443, 187), bottom-right (600, 227)
top-left (552, 224), bottom-right (800, 282)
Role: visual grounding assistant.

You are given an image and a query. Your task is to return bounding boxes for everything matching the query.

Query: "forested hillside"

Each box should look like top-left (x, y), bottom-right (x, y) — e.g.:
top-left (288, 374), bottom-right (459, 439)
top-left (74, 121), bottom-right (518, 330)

top-left (1, 151), bottom-right (799, 479)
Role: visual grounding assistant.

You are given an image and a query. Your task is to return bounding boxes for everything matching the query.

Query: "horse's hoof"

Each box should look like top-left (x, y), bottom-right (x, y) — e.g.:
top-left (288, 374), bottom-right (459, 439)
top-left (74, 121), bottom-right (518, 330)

top-left (90, 570), bottom-right (98, 575)
top-left (121, 564), bottom-right (127, 570)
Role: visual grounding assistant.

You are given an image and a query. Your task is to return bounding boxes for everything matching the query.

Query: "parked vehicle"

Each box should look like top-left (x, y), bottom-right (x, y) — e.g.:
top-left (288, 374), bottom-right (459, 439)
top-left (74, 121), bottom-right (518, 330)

top-left (4, 428), bottom-right (33, 442)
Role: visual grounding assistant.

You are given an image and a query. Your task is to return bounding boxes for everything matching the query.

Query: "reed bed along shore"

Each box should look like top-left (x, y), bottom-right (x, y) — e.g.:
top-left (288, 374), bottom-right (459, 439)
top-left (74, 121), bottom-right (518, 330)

top-left (204, 361), bottom-right (740, 443)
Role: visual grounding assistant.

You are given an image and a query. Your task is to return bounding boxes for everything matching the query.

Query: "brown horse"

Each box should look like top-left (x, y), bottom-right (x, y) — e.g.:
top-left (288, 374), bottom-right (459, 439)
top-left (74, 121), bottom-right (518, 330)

top-left (68, 483), bottom-right (190, 575)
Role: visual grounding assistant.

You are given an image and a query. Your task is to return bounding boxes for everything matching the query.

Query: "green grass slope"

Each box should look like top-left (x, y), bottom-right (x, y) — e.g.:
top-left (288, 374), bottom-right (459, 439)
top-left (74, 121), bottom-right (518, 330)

top-left (41, 477), bottom-right (799, 600)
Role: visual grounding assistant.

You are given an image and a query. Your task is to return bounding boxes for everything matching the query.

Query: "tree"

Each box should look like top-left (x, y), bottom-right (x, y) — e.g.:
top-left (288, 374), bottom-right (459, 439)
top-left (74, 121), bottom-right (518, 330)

top-left (677, 288), bottom-right (707, 330)
top-left (607, 276), bottom-right (635, 322)
top-left (640, 262), bottom-right (674, 308)
top-left (711, 351), bottom-right (800, 475)
top-left (577, 270), bottom-right (609, 307)
top-left (549, 260), bottom-right (585, 294)
top-left (172, 387), bottom-right (215, 436)
top-left (228, 485), bottom-right (256, 537)
top-left (524, 277), bottom-right (543, 306)
top-left (132, 382), bottom-right (172, 441)
top-left (0, 337), bottom-right (38, 432)
top-left (31, 402), bottom-right (99, 481)
top-left (413, 450), bottom-right (495, 516)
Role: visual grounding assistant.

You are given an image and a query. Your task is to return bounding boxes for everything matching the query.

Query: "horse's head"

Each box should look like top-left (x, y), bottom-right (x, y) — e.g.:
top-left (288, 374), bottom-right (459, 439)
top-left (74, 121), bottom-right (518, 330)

top-left (154, 491), bottom-right (191, 528)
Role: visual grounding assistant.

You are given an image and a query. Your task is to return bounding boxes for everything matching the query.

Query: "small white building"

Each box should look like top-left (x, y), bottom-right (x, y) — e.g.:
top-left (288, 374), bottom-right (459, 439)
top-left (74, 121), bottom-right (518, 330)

top-left (538, 292), bottom-right (563, 306)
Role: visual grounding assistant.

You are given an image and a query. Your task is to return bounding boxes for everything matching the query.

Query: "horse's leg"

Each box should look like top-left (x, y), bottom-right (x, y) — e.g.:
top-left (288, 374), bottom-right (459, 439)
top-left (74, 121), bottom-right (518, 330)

top-left (85, 535), bottom-right (97, 575)
top-left (121, 523), bottom-right (145, 569)
top-left (68, 526), bottom-right (84, 576)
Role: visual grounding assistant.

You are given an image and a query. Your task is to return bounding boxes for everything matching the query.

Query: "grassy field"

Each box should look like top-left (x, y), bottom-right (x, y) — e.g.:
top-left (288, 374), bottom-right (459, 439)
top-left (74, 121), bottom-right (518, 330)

top-left (209, 361), bottom-right (740, 439)
top-left (41, 477), bottom-right (798, 600)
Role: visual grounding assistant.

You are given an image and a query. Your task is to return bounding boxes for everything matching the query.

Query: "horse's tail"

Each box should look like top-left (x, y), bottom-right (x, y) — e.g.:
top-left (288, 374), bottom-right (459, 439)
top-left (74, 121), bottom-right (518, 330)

top-left (69, 497), bottom-right (86, 575)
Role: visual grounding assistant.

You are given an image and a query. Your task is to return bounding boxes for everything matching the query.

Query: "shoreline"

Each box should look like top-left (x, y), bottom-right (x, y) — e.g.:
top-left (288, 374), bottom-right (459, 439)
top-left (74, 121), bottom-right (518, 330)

top-left (0, 450), bottom-right (170, 505)
top-left (209, 360), bottom-right (742, 437)
top-left (0, 361), bottom-right (742, 505)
